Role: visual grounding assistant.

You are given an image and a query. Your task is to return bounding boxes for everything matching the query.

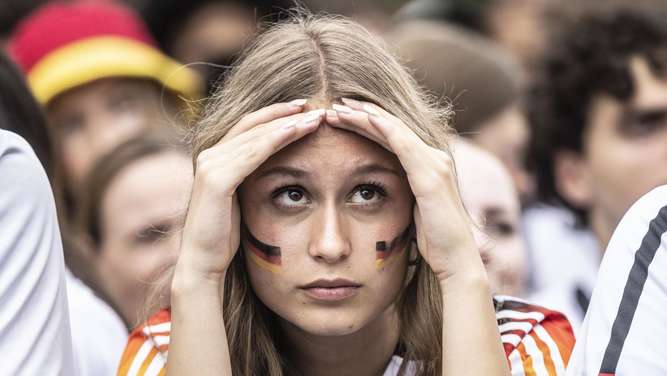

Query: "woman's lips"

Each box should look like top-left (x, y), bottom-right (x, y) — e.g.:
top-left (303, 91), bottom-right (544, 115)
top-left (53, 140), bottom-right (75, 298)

top-left (299, 279), bottom-right (361, 301)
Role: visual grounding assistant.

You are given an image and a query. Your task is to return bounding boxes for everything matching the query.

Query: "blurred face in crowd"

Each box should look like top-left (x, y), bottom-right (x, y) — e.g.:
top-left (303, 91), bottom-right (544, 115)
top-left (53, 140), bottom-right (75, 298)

top-left (170, 1), bottom-right (255, 89)
top-left (472, 102), bottom-right (534, 202)
top-left (557, 56), bottom-right (667, 246)
top-left (95, 151), bottom-right (192, 325)
top-left (239, 125), bottom-right (414, 338)
top-left (47, 78), bottom-right (166, 189)
top-left (454, 140), bottom-right (525, 297)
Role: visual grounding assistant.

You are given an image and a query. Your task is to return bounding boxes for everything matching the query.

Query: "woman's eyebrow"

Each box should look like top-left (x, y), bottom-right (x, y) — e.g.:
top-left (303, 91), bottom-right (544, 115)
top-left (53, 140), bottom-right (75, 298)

top-left (352, 163), bottom-right (401, 178)
top-left (255, 166), bottom-right (308, 180)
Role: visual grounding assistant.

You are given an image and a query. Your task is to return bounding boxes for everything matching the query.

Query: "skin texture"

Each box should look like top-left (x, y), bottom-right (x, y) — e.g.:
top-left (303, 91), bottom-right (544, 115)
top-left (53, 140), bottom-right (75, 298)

top-left (472, 103), bottom-right (534, 202)
top-left (453, 140), bottom-right (526, 297)
top-left (47, 78), bottom-right (166, 188)
top-left (168, 100), bottom-right (508, 376)
top-left (556, 56), bottom-right (667, 247)
top-left (96, 151), bottom-right (192, 326)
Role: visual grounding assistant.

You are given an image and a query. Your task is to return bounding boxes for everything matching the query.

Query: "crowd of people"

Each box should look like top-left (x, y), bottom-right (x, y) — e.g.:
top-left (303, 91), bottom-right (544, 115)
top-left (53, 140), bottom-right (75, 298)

top-left (1, 0), bottom-right (666, 375)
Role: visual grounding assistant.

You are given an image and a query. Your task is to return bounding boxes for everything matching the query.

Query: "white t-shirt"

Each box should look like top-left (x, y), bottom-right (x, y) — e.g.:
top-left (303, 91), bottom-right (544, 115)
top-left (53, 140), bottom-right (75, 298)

top-left (522, 204), bottom-right (600, 331)
top-left (0, 130), bottom-right (77, 375)
top-left (66, 270), bottom-right (129, 376)
top-left (567, 185), bottom-right (667, 376)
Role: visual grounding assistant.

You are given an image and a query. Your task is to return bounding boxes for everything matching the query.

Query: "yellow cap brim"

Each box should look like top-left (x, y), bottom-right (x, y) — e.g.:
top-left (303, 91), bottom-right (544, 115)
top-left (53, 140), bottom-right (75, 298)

top-left (27, 36), bottom-right (203, 104)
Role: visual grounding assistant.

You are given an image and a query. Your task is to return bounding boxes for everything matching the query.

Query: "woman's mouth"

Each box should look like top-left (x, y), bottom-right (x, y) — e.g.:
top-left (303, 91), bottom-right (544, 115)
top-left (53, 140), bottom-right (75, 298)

top-left (299, 278), bottom-right (362, 301)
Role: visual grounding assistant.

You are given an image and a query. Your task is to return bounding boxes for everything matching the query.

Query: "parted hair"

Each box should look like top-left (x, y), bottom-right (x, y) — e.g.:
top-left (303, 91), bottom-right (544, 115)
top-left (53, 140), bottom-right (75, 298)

top-left (154, 11), bottom-right (456, 376)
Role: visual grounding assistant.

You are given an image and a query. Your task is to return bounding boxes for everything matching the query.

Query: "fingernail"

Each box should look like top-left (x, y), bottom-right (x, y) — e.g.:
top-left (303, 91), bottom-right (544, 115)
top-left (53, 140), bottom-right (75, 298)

top-left (289, 98), bottom-right (308, 107)
top-left (332, 104), bottom-right (352, 114)
top-left (363, 104), bottom-right (380, 117)
top-left (300, 109), bottom-right (325, 126)
top-left (341, 98), bottom-right (361, 107)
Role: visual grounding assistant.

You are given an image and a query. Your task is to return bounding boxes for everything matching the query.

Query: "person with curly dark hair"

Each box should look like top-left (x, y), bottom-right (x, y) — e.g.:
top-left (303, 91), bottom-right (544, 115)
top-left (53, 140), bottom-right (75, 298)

top-left (524, 2), bottom-right (667, 330)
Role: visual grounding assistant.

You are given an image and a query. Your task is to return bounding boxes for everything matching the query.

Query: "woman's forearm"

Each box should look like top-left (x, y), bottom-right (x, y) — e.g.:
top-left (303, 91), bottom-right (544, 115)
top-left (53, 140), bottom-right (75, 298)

top-left (440, 246), bottom-right (510, 376)
top-left (166, 261), bottom-right (232, 376)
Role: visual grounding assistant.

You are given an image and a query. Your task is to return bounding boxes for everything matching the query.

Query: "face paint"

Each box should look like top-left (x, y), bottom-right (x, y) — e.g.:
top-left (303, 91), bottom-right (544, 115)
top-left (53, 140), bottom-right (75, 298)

top-left (242, 225), bottom-right (282, 273)
top-left (375, 224), bottom-right (414, 268)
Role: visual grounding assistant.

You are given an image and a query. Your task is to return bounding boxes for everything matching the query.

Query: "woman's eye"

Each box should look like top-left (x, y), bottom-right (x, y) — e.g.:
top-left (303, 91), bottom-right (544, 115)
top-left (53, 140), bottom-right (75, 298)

top-left (273, 187), bottom-right (309, 208)
top-left (349, 184), bottom-right (386, 205)
top-left (134, 225), bottom-right (169, 245)
top-left (486, 221), bottom-right (516, 237)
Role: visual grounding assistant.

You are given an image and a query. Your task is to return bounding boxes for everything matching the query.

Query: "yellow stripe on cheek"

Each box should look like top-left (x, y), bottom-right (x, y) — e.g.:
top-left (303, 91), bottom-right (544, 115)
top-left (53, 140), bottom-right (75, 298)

top-left (248, 250), bottom-right (282, 273)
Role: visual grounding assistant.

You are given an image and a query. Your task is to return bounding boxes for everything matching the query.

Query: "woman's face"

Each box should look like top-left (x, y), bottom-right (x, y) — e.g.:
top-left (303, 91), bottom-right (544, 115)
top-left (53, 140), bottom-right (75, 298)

top-left (454, 141), bottom-right (526, 297)
top-left (239, 125), bottom-right (414, 336)
top-left (96, 151), bottom-right (192, 325)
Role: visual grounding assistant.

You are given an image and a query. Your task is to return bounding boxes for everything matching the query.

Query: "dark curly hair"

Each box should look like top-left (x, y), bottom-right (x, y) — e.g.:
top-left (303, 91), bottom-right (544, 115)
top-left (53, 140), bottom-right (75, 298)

top-left (527, 4), bottom-right (667, 223)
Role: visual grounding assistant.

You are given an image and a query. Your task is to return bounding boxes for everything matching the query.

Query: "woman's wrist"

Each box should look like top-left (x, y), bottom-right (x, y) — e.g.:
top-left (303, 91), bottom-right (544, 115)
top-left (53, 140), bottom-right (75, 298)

top-left (433, 241), bottom-right (490, 293)
top-left (171, 255), bottom-right (226, 301)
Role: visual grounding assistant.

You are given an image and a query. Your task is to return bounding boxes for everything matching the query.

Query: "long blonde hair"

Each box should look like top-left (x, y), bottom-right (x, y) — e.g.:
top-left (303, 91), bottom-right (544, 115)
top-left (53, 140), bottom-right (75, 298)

top-left (158, 11), bottom-right (455, 376)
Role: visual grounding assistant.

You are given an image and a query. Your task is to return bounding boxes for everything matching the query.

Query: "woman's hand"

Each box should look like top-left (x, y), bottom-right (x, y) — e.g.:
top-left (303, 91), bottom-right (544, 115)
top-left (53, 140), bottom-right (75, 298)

top-left (328, 99), bottom-right (510, 376)
top-left (327, 99), bottom-right (481, 284)
top-left (176, 102), bottom-right (325, 285)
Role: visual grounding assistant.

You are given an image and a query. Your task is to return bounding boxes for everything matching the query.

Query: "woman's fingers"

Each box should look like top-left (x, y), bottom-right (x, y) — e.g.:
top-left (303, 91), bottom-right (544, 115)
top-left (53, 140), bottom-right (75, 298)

top-left (224, 99), bottom-right (307, 140)
top-left (197, 110), bottom-right (325, 193)
top-left (327, 105), bottom-right (390, 150)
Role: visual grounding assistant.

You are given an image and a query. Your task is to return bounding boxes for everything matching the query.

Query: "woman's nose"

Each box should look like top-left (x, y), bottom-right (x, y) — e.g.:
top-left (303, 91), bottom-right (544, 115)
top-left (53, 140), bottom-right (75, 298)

top-left (308, 206), bottom-right (351, 264)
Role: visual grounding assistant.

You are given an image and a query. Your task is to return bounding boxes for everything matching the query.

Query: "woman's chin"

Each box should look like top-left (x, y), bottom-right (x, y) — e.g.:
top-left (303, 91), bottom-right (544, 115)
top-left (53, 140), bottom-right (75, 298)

top-left (280, 310), bottom-right (368, 337)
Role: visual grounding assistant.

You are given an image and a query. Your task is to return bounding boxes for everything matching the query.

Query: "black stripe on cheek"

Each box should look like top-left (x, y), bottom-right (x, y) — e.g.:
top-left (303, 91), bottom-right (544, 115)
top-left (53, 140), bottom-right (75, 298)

top-left (599, 205), bottom-right (667, 374)
top-left (242, 225), bottom-right (281, 258)
top-left (376, 223), bottom-right (415, 253)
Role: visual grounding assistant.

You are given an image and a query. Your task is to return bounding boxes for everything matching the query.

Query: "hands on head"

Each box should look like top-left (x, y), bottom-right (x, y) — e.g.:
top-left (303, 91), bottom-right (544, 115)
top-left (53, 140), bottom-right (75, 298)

top-left (176, 97), bottom-right (480, 288)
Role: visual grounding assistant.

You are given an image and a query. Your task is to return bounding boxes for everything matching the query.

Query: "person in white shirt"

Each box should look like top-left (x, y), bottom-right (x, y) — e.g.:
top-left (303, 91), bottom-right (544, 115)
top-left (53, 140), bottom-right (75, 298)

top-left (0, 130), bottom-right (77, 375)
top-left (567, 185), bottom-right (667, 375)
top-left (523, 3), bottom-right (667, 331)
top-left (0, 51), bottom-right (127, 375)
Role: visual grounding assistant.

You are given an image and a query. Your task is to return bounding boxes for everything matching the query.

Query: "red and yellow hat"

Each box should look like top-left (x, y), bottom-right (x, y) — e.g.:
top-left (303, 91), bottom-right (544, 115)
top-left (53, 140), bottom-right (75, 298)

top-left (7, 1), bottom-right (202, 105)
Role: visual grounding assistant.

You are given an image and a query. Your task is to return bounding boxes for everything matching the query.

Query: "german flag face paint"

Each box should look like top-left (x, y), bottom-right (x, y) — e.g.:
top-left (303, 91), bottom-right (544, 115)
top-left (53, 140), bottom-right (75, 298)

top-left (375, 224), bottom-right (414, 269)
top-left (242, 225), bottom-right (282, 273)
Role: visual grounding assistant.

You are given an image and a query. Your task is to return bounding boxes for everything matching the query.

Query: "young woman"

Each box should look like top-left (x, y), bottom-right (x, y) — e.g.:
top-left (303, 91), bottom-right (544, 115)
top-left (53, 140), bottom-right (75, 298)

top-left (77, 133), bottom-right (193, 328)
top-left (118, 14), bottom-right (573, 376)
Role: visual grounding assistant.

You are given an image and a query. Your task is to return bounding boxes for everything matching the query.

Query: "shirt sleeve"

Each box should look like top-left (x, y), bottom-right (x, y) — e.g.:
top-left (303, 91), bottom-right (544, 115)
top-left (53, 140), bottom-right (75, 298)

top-left (117, 311), bottom-right (170, 376)
top-left (0, 130), bottom-right (77, 375)
top-left (567, 185), bottom-right (667, 376)
top-left (506, 313), bottom-right (575, 376)
top-left (496, 296), bottom-right (575, 376)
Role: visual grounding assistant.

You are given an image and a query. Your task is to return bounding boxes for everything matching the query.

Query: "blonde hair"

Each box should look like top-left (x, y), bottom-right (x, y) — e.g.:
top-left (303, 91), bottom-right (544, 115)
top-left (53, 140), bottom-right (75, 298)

top-left (154, 11), bottom-right (455, 376)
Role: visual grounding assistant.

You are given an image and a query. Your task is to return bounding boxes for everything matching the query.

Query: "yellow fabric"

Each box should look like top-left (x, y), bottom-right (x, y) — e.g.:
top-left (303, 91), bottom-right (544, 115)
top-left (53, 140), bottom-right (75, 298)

top-left (27, 36), bottom-right (202, 104)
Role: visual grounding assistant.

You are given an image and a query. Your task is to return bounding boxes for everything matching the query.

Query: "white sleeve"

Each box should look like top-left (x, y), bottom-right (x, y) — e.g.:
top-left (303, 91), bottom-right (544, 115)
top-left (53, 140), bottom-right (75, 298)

top-left (0, 130), bottom-right (77, 375)
top-left (567, 185), bottom-right (667, 376)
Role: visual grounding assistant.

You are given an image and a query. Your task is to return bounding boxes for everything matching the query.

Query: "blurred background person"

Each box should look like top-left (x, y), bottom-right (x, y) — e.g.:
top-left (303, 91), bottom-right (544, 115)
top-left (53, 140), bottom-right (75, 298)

top-left (0, 52), bottom-right (76, 376)
top-left (388, 21), bottom-right (534, 203)
top-left (453, 139), bottom-right (527, 298)
top-left (395, 0), bottom-right (551, 72)
top-left (524, 1), bottom-right (667, 330)
top-left (140, 0), bottom-right (291, 95)
top-left (567, 185), bottom-right (667, 375)
top-left (6, 1), bottom-right (202, 214)
top-left (0, 50), bottom-right (127, 376)
top-left (76, 133), bottom-right (192, 328)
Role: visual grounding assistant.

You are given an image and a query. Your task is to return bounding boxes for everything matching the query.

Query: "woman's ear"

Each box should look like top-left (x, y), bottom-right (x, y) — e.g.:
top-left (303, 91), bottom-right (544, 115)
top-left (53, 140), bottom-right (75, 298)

top-left (408, 239), bottom-right (419, 266)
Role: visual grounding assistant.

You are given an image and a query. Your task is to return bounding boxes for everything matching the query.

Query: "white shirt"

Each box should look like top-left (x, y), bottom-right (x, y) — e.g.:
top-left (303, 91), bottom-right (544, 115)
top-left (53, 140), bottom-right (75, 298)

top-left (0, 130), bottom-right (77, 375)
top-left (66, 270), bottom-right (129, 376)
top-left (567, 185), bottom-right (667, 376)
top-left (522, 204), bottom-right (600, 331)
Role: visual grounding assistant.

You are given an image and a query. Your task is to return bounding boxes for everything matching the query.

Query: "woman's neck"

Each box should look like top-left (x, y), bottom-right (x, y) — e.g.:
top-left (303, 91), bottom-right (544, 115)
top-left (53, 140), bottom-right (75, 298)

top-left (279, 305), bottom-right (400, 376)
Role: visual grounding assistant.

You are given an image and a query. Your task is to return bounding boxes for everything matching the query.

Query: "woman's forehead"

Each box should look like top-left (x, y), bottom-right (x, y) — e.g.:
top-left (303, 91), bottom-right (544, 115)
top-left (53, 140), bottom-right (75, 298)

top-left (255, 124), bottom-right (402, 177)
